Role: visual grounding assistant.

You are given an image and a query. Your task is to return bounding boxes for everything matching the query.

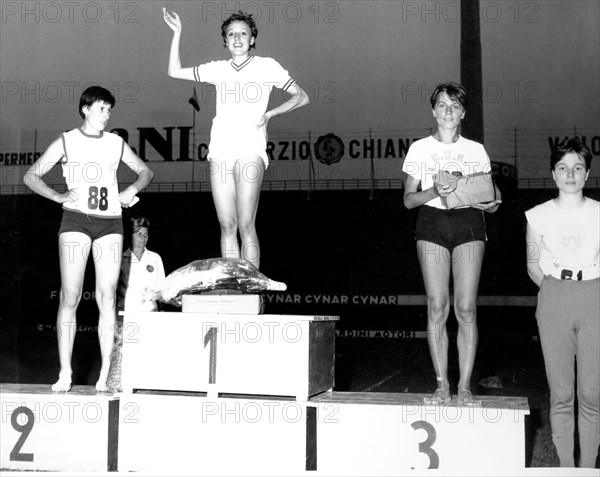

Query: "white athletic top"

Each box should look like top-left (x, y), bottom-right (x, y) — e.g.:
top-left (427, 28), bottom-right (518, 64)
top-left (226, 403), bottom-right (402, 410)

top-left (61, 128), bottom-right (124, 217)
top-left (193, 56), bottom-right (295, 164)
top-left (526, 198), bottom-right (600, 280)
top-left (121, 248), bottom-right (166, 312)
top-left (402, 135), bottom-right (493, 209)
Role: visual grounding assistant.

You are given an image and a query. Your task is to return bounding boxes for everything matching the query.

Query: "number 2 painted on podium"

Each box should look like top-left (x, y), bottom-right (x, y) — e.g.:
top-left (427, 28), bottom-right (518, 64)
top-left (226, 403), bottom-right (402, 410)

top-left (9, 406), bottom-right (34, 462)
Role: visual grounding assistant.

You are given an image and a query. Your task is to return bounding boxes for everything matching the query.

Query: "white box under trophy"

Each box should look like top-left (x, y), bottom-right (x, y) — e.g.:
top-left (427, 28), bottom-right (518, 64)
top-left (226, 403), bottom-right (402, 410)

top-left (120, 311), bottom-right (338, 400)
top-left (181, 292), bottom-right (264, 314)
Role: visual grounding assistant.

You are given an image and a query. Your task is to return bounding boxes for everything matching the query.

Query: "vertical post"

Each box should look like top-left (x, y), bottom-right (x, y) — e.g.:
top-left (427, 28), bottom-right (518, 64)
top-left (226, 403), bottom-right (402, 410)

top-left (513, 126), bottom-right (517, 167)
top-left (192, 108), bottom-right (196, 186)
top-left (307, 130), bottom-right (314, 200)
top-left (460, 0), bottom-right (484, 144)
top-left (369, 128), bottom-right (375, 200)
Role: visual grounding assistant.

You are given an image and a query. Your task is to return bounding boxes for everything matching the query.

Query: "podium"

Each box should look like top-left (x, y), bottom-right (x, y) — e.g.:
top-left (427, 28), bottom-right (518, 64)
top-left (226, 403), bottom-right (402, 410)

top-left (117, 309), bottom-right (334, 473)
top-left (120, 311), bottom-right (338, 400)
top-left (117, 392), bottom-right (318, 473)
top-left (117, 308), bottom-right (530, 474)
top-left (2, 302), bottom-right (533, 473)
top-left (312, 391), bottom-right (529, 473)
top-left (0, 383), bottom-right (119, 472)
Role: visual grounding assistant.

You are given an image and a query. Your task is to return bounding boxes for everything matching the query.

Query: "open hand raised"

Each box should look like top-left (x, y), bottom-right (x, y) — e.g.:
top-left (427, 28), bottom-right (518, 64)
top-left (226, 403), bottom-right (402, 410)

top-left (162, 7), bottom-right (181, 33)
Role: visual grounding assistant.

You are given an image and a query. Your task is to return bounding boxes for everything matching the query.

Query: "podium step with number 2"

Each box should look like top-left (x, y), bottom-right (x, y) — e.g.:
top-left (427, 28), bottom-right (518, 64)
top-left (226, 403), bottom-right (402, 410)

top-left (0, 383), bottom-right (118, 472)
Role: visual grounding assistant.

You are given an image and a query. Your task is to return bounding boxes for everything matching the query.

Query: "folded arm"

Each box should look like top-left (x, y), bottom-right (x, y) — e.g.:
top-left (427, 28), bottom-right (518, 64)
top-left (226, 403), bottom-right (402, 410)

top-left (23, 137), bottom-right (77, 204)
top-left (526, 223), bottom-right (544, 287)
top-left (119, 142), bottom-right (154, 206)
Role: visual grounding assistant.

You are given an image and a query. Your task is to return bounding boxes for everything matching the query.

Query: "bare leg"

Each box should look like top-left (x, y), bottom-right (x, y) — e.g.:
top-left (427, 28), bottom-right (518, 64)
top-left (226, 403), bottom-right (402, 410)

top-left (235, 155), bottom-right (264, 269)
top-left (417, 240), bottom-right (452, 404)
top-left (209, 156), bottom-right (265, 270)
top-left (52, 232), bottom-right (91, 392)
top-left (452, 241), bottom-right (485, 405)
top-left (92, 233), bottom-right (122, 391)
top-left (210, 160), bottom-right (241, 261)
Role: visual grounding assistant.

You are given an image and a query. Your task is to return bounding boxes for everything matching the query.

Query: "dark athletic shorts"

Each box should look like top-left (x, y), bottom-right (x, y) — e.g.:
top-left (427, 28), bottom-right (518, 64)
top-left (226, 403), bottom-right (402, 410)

top-left (415, 205), bottom-right (487, 251)
top-left (58, 209), bottom-right (123, 241)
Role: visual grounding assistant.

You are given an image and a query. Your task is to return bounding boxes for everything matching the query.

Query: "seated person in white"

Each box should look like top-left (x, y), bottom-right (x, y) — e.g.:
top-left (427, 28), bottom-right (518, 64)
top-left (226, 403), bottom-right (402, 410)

top-left (107, 216), bottom-right (165, 392)
top-left (117, 215), bottom-right (165, 313)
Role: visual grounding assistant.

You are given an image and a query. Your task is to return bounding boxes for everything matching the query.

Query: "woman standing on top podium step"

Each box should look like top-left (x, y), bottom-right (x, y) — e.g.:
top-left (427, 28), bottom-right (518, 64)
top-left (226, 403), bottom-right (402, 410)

top-left (402, 82), bottom-right (501, 406)
top-left (162, 7), bottom-right (310, 270)
top-left (526, 137), bottom-right (599, 468)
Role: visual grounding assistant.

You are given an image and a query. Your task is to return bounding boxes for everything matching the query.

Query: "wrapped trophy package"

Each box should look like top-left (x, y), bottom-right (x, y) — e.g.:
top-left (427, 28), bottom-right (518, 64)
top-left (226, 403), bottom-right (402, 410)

top-left (435, 170), bottom-right (500, 209)
top-left (152, 258), bottom-right (287, 307)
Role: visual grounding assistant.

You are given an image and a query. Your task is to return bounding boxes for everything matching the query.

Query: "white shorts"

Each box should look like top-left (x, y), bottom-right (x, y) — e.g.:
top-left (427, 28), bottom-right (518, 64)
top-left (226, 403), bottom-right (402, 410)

top-left (208, 122), bottom-right (269, 169)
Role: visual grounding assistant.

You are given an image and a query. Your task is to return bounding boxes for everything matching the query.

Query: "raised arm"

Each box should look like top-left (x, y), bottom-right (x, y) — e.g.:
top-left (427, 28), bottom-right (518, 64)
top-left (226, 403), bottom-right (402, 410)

top-left (23, 137), bottom-right (78, 204)
top-left (162, 8), bottom-right (196, 81)
top-left (119, 142), bottom-right (154, 207)
top-left (257, 82), bottom-right (310, 128)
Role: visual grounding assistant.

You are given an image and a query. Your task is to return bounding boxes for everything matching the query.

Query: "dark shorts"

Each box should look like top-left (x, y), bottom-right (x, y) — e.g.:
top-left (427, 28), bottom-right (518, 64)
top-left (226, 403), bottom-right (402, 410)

top-left (416, 205), bottom-right (487, 251)
top-left (58, 209), bottom-right (123, 241)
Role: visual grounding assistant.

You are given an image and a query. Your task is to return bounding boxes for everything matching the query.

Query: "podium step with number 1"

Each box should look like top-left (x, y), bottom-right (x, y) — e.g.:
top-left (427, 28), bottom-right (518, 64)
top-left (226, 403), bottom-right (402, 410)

top-left (121, 311), bottom-right (339, 400)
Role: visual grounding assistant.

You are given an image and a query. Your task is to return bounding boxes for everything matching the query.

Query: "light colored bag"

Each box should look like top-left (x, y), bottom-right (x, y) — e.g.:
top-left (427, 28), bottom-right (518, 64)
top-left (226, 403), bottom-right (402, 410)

top-left (435, 171), bottom-right (499, 209)
top-left (105, 322), bottom-right (123, 393)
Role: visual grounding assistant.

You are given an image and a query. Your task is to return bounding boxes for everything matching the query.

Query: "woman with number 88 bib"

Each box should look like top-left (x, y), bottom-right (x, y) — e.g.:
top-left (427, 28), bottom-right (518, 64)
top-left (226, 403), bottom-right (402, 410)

top-left (23, 86), bottom-right (154, 393)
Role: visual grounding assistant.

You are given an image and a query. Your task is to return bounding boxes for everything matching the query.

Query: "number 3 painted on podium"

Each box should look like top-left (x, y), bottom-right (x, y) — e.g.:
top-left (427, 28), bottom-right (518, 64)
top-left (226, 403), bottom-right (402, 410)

top-left (411, 420), bottom-right (439, 469)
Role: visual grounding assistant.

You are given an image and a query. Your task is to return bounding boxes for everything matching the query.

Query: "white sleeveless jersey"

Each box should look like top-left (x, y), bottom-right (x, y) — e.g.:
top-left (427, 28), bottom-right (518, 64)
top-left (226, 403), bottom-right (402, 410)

top-left (60, 128), bottom-right (124, 217)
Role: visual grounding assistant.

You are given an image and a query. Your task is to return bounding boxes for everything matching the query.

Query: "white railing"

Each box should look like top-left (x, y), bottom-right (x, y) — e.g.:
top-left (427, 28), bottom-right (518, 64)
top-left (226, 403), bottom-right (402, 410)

top-left (2, 177), bottom-right (598, 195)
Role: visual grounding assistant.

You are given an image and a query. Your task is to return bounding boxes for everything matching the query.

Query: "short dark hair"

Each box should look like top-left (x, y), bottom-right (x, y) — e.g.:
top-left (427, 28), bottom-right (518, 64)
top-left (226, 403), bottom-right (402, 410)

top-left (430, 82), bottom-right (468, 111)
top-left (221, 11), bottom-right (257, 49)
top-left (131, 215), bottom-right (150, 234)
top-left (550, 137), bottom-right (592, 171)
top-left (78, 86), bottom-right (115, 119)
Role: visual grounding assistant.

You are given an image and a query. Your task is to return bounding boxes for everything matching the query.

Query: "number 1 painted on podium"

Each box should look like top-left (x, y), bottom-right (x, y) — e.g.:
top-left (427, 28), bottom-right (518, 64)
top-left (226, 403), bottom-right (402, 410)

top-left (204, 327), bottom-right (217, 384)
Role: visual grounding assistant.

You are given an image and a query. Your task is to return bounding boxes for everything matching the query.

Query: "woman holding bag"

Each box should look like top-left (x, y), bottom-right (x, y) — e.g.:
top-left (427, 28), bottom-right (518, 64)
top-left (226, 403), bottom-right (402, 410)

top-left (402, 82), bottom-right (501, 405)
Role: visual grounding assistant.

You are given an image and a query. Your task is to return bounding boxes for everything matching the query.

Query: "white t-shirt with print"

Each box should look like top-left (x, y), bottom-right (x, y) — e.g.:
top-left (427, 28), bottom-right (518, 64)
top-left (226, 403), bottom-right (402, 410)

top-left (402, 135), bottom-right (492, 209)
top-left (526, 198), bottom-right (600, 280)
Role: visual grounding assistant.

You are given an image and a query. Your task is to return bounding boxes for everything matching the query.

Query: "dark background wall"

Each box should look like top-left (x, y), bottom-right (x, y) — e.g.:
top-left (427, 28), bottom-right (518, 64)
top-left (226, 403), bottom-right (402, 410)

top-left (1, 186), bottom-right (598, 385)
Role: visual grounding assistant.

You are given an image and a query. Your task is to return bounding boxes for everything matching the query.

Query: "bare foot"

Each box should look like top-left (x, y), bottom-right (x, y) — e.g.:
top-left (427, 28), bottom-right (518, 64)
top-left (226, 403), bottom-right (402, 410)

top-left (95, 370), bottom-right (109, 392)
top-left (52, 371), bottom-right (72, 392)
top-left (457, 389), bottom-right (482, 406)
top-left (423, 388), bottom-right (451, 405)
